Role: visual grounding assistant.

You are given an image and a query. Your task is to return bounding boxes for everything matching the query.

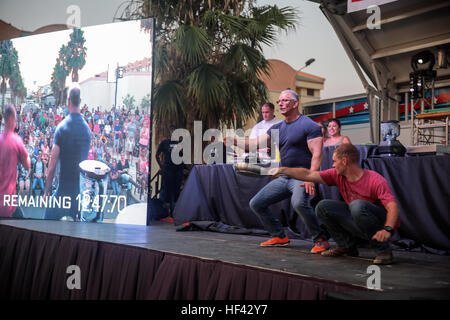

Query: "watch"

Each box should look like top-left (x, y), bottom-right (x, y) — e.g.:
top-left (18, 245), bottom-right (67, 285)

top-left (383, 226), bottom-right (394, 234)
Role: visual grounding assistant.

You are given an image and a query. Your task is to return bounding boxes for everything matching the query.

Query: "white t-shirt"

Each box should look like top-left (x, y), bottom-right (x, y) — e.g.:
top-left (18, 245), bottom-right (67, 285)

top-left (249, 117), bottom-right (282, 139)
top-left (104, 124), bottom-right (111, 135)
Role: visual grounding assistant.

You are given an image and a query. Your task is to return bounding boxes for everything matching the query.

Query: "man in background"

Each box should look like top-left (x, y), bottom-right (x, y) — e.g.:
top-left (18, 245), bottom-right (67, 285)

top-left (156, 125), bottom-right (185, 215)
top-left (249, 102), bottom-right (282, 157)
top-left (249, 102), bottom-right (282, 139)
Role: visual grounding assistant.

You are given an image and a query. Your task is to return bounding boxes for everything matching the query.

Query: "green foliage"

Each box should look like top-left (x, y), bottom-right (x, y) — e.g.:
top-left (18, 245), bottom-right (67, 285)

top-left (0, 40), bottom-right (26, 109)
top-left (66, 28), bottom-right (87, 82)
top-left (51, 44), bottom-right (71, 105)
top-left (140, 93), bottom-right (152, 111)
top-left (122, 93), bottom-right (136, 110)
top-left (50, 28), bottom-right (87, 105)
top-left (139, 0), bottom-right (298, 140)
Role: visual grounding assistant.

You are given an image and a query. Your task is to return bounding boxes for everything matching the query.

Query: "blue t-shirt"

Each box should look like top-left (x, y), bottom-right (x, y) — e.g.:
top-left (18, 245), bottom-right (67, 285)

top-left (52, 113), bottom-right (91, 201)
top-left (267, 115), bottom-right (322, 168)
top-left (114, 124), bottom-right (122, 139)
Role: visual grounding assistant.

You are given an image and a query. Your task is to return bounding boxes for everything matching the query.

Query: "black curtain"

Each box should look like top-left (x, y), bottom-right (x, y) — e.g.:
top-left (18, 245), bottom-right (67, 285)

top-left (0, 224), bottom-right (364, 300)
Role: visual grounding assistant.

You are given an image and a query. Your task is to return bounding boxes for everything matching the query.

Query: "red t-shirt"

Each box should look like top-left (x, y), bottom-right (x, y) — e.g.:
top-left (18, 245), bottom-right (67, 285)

top-left (319, 168), bottom-right (396, 207)
top-left (54, 115), bottom-right (62, 125)
top-left (0, 132), bottom-right (29, 217)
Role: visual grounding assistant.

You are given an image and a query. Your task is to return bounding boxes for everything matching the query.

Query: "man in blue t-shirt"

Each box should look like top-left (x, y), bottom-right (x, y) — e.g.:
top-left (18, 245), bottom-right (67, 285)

top-left (44, 83), bottom-right (91, 220)
top-left (225, 89), bottom-right (329, 252)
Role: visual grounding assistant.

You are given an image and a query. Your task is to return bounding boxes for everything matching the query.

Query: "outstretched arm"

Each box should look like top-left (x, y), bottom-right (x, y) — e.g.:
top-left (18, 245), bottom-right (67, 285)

top-left (269, 167), bottom-right (326, 185)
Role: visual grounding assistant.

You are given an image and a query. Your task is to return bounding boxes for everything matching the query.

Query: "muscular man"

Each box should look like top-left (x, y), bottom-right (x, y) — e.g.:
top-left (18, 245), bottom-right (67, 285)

top-left (270, 143), bottom-right (399, 265)
top-left (225, 89), bottom-right (329, 252)
top-left (44, 83), bottom-right (91, 220)
top-left (0, 104), bottom-right (31, 217)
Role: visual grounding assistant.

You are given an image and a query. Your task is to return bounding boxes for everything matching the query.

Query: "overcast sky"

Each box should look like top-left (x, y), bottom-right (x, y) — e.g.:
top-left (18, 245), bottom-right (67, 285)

top-left (0, 0), bottom-right (365, 99)
top-left (258, 0), bottom-right (365, 98)
top-left (11, 20), bottom-right (152, 92)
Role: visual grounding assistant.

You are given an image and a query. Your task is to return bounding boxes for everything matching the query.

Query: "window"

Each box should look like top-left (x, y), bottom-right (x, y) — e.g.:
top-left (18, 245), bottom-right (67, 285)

top-left (307, 88), bottom-right (315, 96)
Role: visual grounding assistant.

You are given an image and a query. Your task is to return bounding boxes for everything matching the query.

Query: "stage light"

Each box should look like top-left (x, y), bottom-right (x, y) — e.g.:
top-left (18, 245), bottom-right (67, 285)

top-left (409, 50), bottom-right (437, 100)
top-left (411, 50), bottom-right (435, 72)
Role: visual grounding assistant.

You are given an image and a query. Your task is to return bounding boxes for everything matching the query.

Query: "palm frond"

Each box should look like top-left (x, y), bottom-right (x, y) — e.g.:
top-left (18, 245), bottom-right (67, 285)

top-left (186, 63), bottom-right (229, 119)
top-left (153, 79), bottom-right (186, 126)
top-left (175, 24), bottom-right (211, 66)
top-left (222, 43), bottom-right (269, 77)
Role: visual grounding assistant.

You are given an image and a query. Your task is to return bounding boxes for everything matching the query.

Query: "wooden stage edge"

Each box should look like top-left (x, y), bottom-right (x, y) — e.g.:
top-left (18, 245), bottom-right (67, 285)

top-left (0, 218), bottom-right (449, 300)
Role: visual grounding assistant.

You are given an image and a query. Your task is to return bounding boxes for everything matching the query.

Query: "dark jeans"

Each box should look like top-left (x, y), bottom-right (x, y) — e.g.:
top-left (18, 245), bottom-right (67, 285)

top-left (315, 199), bottom-right (390, 252)
top-left (160, 166), bottom-right (184, 213)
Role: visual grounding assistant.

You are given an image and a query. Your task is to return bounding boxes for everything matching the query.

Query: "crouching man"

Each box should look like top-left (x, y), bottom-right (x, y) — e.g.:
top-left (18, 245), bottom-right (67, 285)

top-left (269, 143), bottom-right (399, 265)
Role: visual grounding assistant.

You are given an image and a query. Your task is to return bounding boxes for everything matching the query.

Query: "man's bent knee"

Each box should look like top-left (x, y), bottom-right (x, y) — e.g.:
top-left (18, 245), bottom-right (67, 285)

top-left (249, 197), bottom-right (263, 213)
top-left (315, 199), bottom-right (334, 219)
top-left (349, 199), bottom-right (370, 214)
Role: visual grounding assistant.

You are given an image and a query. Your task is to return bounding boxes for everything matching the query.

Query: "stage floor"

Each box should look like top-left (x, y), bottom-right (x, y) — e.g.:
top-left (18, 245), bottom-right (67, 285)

top-left (1, 218), bottom-right (449, 300)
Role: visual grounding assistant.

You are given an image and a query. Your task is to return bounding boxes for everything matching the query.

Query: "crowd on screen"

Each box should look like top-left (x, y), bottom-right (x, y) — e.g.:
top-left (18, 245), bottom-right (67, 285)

top-left (2, 102), bottom-right (150, 197)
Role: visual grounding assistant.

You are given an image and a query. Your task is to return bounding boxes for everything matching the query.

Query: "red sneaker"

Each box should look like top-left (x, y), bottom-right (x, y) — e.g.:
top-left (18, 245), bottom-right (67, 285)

top-left (260, 236), bottom-right (290, 247)
top-left (310, 238), bottom-right (330, 254)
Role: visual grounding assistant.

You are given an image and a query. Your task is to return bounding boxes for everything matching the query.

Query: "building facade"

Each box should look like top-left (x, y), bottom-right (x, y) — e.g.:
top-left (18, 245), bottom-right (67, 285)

top-left (244, 59), bottom-right (325, 132)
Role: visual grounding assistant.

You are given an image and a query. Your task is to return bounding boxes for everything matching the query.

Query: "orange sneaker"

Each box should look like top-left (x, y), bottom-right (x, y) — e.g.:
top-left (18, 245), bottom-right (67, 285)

top-left (310, 238), bottom-right (330, 254)
top-left (260, 236), bottom-right (290, 247)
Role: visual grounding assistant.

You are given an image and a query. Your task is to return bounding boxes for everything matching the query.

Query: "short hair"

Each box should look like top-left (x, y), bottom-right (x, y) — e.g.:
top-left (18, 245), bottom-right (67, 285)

top-left (281, 89), bottom-right (299, 102)
top-left (3, 104), bottom-right (16, 121)
top-left (334, 143), bottom-right (359, 164)
top-left (262, 102), bottom-right (275, 110)
top-left (68, 83), bottom-right (81, 108)
top-left (328, 118), bottom-right (341, 128)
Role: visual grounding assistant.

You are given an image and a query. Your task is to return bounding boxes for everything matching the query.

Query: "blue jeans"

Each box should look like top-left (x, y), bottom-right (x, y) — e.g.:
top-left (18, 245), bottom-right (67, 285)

top-left (111, 179), bottom-right (119, 195)
top-left (315, 199), bottom-right (390, 252)
top-left (120, 174), bottom-right (132, 190)
top-left (32, 177), bottom-right (45, 192)
top-left (249, 175), bottom-right (326, 241)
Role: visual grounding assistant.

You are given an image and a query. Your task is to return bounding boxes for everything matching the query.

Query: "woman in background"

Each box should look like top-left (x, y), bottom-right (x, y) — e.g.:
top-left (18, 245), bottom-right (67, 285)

top-left (139, 119), bottom-right (150, 149)
top-left (324, 118), bottom-right (351, 146)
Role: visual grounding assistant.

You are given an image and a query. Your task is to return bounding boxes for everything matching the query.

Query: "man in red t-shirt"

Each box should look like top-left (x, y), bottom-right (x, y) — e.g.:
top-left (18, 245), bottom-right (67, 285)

top-left (270, 143), bottom-right (400, 265)
top-left (54, 113), bottom-right (62, 126)
top-left (0, 104), bottom-right (31, 217)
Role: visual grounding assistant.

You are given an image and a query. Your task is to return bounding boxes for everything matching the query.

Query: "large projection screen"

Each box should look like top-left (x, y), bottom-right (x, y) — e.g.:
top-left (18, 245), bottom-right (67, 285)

top-left (0, 19), bottom-right (154, 226)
